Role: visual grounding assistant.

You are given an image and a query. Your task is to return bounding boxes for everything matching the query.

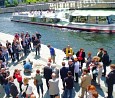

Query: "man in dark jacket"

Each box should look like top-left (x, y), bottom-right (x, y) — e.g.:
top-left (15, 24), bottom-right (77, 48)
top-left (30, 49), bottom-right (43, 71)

top-left (34, 37), bottom-right (41, 56)
top-left (43, 62), bottom-right (52, 89)
top-left (102, 50), bottom-right (110, 76)
top-left (106, 64), bottom-right (115, 98)
top-left (60, 62), bottom-right (69, 89)
top-left (8, 76), bottom-right (18, 98)
top-left (63, 71), bottom-right (74, 98)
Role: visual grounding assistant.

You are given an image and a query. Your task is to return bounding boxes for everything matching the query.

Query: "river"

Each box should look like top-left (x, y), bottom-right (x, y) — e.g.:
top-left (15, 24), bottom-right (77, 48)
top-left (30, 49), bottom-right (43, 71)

top-left (0, 13), bottom-right (115, 62)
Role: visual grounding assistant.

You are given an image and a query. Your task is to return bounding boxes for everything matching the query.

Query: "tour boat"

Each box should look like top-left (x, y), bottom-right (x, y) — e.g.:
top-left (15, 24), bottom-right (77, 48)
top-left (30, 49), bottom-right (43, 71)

top-left (11, 10), bottom-right (115, 33)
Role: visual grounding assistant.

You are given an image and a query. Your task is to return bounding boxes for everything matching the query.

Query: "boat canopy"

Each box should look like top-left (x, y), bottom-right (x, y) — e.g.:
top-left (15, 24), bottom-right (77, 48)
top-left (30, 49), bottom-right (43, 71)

top-left (71, 10), bottom-right (115, 17)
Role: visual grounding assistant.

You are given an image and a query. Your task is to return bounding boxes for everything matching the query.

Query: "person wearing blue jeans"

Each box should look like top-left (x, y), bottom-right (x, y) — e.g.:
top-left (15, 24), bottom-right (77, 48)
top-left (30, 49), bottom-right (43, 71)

top-left (63, 88), bottom-right (73, 98)
top-left (3, 84), bottom-right (10, 97)
top-left (36, 83), bottom-right (43, 97)
top-left (63, 71), bottom-right (74, 98)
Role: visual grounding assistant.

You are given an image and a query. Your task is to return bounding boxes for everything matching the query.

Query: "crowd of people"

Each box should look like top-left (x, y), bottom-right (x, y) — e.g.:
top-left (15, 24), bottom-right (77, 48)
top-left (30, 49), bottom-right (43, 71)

top-left (0, 32), bottom-right (115, 98)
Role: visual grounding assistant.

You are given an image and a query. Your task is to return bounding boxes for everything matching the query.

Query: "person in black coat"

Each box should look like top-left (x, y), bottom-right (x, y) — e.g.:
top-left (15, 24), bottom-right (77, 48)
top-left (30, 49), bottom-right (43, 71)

top-left (106, 64), bottom-right (115, 98)
top-left (43, 62), bottom-right (52, 89)
top-left (60, 62), bottom-right (69, 89)
top-left (36, 32), bottom-right (41, 39)
top-left (63, 71), bottom-right (74, 98)
top-left (76, 48), bottom-right (85, 71)
top-left (68, 59), bottom-right (74, 77)
top-left (102, 50), bottom-right (110, 76)
top-left (8, 76), bottom-right (18, 98)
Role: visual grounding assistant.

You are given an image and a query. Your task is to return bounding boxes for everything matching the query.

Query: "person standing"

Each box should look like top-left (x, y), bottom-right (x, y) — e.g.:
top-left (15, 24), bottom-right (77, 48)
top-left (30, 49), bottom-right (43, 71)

top-left (36, 32), bottom-right (41, 39)
top-left (63, 71), bottom-right (74, 98)
top-left (34, 69), bottom-right (43, 98)
top-left (102, 50), bottom-right (110, 76)
top-left (97, 48), bottom-right (103, 62)
top-left (65, 45), bottom-right (74, 59)
top-left (8, 76), bottom-right (19, 98)
top-left (34, 37), bottom-right (41, 56)
top-left (106, 64), bottom-right (115, 98)
top-left (49, 73), bottom-right (59, 98)
top-left (76, 48), bottom-right (85, 71)
top-left (60, 62), bottom-right (69, 90)
top-left (43, 62), bottom-right (52, 89)
top-left (47, 44), bottom-right (56, 64)
top-left (68, 59), bottom-right (74, 77)
top-left (74, 57), bottom-right (80, 83)
top-left (86, 52), bottom-right (92, 68)
top-left (79, 69), bottom-right (92, 98)
top-left (97, 63), bottom-right (103, 86)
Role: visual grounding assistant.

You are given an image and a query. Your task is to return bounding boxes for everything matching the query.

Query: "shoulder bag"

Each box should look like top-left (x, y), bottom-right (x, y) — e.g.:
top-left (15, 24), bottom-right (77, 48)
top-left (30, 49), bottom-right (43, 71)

top-left (21, 84), bottom-right (29, 97)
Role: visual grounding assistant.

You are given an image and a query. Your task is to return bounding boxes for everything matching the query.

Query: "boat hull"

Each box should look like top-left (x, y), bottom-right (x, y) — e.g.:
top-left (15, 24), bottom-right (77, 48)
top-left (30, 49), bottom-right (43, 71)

top-left (11, 19), bottom-right (115, 34)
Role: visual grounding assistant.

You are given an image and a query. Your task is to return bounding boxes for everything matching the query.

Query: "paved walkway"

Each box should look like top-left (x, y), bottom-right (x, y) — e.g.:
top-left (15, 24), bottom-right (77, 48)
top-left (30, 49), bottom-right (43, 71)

top-left (0, 33), bottom-right (115, 98)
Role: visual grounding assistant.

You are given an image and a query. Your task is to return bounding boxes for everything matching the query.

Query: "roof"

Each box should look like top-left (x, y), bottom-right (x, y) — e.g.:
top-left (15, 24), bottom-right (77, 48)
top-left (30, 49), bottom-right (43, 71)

top-left (71, 10), bottom-right (115, 17)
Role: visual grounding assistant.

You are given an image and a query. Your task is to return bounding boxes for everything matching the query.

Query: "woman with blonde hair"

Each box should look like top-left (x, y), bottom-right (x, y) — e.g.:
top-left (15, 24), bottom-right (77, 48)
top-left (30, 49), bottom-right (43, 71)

top-left (21, 78), bottom-right (33, 98)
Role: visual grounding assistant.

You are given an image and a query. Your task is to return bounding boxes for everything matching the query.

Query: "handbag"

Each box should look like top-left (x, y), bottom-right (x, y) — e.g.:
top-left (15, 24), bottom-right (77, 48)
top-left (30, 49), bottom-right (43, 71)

top-left (21, 84), bottom-right (29, 97)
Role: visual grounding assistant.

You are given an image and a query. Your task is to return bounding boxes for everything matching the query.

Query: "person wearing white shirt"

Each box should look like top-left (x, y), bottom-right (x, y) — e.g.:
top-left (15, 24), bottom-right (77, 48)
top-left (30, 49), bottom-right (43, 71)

top-left (74, 58), bottom-right (80, 83)
top-left (21, 78), bottom-right (33, 98)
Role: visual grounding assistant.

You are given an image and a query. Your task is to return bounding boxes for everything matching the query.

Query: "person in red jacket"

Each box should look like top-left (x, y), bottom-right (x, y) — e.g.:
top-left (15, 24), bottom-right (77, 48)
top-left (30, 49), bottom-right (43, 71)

top-left (13, 69), bottom-right (23, 92)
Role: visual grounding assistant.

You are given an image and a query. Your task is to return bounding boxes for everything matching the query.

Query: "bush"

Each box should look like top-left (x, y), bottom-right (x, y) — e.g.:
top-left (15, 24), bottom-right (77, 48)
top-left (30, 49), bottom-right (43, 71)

top-left (13, 0), bottom-right (18, 6)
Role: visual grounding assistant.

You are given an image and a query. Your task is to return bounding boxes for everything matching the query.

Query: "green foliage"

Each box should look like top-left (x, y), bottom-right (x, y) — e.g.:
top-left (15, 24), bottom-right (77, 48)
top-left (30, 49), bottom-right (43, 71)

top-left (13, 0), bottom-right (18, 6)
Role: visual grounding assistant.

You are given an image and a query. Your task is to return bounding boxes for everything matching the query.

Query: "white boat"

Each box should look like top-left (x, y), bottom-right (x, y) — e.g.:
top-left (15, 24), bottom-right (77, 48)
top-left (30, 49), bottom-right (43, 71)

top-left (11, 9), bottom-right (115, 33)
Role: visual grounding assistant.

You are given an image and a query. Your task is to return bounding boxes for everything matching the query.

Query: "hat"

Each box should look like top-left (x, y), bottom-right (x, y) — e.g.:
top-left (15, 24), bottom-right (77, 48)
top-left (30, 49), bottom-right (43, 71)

top-left (92, 56), bottom-right (100, 62)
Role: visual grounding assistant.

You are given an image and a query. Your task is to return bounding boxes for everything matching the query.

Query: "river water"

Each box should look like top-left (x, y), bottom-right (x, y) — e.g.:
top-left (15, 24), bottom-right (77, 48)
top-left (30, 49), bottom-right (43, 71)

top-left (0, 13), bottom-right (115, 62)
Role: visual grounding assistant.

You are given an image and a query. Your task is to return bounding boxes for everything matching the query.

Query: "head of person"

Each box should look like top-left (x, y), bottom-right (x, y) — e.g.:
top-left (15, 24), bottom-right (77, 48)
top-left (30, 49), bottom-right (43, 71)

top-left (67, 71), bottom-right (72, 77)
top-left (14, 69), bottom-right (19, 74)
top-left (47, 62), bottom-right (51, 67)
top-left (47, 44), bottom-right (51, 48)
top-left (67, 45), bottom-right (70, 49)
top-left (36, 69), bottom-right (40, 74)
top-left (1, 68), bottom-right (6, 73)
top-left (80, 48), bottom-right (84, 52)
top-left (68, 59), bottom-right (73, 65)
top-left (51, 73), bottom-right (56, 79)
top-left (103, 50), bottom-right (107, 54)
top-left (74, 57), bottom-right (78, 62)
top-left (23, 77), bottom-right (29, 85)
top-left (99, 48), bottom-right (103, 52)
top-left (110, 64), bottom-right (115, 70)
top-left (48, 57), bottom-right (52, 63)
top-left (62, 61), bottom-right (65, 67)
top-left (92, 56), bottom-right (100, 62)
top-left (87, 52), bottom-right (92, 57)
top-left (8, 76), bottom-right (14, 82)
top-left (87, 85), bottom-right (96, 91)
top-left (83, 68), bottom-right (89, 75)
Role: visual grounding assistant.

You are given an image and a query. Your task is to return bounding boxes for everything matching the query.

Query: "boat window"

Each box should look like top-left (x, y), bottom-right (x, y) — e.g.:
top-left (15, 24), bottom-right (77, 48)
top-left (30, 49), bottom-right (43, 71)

top-left (88, 16), bottom-right (96, 24)
top-left (70, 16), bottom-right (87, 23)
top-left (98, 16), bottom-right (107, 24)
